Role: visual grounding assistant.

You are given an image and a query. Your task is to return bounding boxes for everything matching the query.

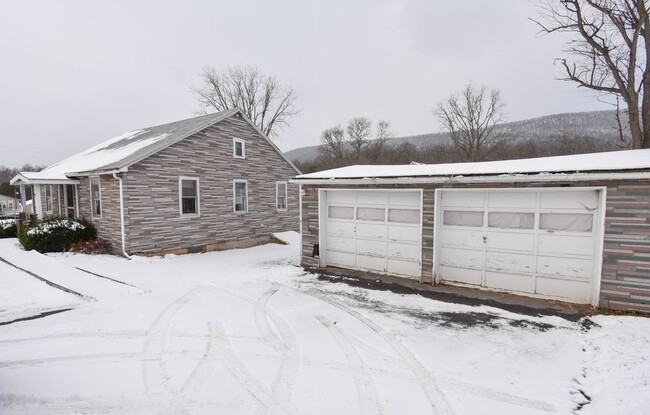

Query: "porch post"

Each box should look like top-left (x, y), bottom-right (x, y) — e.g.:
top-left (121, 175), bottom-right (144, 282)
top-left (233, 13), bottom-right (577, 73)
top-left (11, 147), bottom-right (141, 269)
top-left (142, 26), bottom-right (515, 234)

top-left (19, 184), bottom-right (26, 213)
top-left (33, 184), bottom-right (43, 219)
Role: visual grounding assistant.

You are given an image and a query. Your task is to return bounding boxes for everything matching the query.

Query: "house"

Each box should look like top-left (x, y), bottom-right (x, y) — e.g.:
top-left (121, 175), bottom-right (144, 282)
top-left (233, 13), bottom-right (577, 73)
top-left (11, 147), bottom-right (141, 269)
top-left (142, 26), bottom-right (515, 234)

top-left (0, 194), bottom-right (16, 213)
top-left (11, 109), bottom-right (300, 255)
top-left (293, 149), bottom-right (650, 313)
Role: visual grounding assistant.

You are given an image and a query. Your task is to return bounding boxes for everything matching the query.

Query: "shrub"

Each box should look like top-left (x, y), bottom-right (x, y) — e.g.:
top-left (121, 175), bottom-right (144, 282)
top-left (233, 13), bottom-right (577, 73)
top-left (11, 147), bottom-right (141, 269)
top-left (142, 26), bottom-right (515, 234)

top-left (70, 238), bottom-right (112, 254)
top-left (18, 217), bottom-right (97, 253)
top-left (0, 220), bottom-right (17, 238)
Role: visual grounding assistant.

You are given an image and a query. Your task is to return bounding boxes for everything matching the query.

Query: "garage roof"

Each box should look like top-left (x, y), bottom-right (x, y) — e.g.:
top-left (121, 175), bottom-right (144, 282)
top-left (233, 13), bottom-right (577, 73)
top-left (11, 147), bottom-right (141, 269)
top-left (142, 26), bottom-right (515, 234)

top-left (295, 148), bottom-right (650, 182)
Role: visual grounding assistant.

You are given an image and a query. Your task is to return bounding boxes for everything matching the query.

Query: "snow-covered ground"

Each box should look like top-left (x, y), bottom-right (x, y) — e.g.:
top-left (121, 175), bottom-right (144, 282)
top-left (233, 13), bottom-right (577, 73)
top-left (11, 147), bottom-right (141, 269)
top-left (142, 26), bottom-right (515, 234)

top-left (0, 233), bottom-right (648, 414)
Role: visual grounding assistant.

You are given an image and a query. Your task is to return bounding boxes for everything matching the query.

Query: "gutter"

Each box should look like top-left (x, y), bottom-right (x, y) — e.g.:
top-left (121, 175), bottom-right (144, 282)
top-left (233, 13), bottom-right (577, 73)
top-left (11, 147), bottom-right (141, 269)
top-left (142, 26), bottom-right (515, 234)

top-left (112, 172), bottom-right (130, 259)
top-left (290, 171), bottom-right (650, 185)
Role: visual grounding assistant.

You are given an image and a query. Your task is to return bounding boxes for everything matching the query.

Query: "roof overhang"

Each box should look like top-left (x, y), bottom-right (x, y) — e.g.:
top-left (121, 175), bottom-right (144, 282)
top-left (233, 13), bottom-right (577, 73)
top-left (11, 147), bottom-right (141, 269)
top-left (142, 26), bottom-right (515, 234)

top-left (291, 171), bottom-right (650, 185)
top-left (10, 173), bottom-right (80, 186)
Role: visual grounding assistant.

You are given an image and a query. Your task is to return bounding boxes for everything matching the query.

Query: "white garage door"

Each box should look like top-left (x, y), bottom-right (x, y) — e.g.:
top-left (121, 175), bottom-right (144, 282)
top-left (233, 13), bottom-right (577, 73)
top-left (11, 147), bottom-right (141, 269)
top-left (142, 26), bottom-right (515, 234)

top-left (323, 190), bottom-right (422, 278)
top-left (437, 189), bottom-right (602, 304)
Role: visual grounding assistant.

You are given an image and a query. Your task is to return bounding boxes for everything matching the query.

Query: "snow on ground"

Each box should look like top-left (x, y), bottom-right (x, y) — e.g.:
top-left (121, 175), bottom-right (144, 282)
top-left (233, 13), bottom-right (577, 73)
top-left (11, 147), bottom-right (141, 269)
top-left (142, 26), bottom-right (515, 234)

top-left (0, 233), bottom-right (648, 414)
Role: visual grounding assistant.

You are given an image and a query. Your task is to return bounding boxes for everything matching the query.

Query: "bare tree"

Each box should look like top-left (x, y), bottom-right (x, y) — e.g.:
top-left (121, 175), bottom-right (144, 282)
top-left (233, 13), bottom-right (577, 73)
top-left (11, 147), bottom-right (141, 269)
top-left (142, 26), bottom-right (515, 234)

top-left (318, 118), bottom-right (394, 167)
top-left (532, 0), bottom-right (650, 149)
top-left (319, 126), bottom-right (347, 167)
top-left (191, 65), bottom-right (298, 139)
top-left (434, 82), bottom-right (506, 162)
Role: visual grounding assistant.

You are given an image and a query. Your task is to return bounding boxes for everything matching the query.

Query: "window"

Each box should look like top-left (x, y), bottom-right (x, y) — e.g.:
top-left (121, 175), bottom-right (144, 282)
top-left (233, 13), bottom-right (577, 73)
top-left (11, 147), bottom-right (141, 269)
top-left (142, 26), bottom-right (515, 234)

top-left (45, 185), bottom-right (53, 212)
top-left (90, 177), bottom-right (101, 218)
top-left (488, 212), bottom-right (534, 229)
top-left (357, 207), bottom-right (385, 221)
top-left (443, 210), bottom-right (484, 227)
top-left (233, 138), bottom-right (245, 159)
top-left (179, 177), bottom-right (199, 216)
top-left (540, 213), bottom-right (593, 232)
top-left (276, 182), bottom-right (287, 210)
top-left (328, 206), bottom-right (353, 219)
top-left (388, 208), bottom-right (420, 224)
top-left (234, 180), bottom-right (247, 213)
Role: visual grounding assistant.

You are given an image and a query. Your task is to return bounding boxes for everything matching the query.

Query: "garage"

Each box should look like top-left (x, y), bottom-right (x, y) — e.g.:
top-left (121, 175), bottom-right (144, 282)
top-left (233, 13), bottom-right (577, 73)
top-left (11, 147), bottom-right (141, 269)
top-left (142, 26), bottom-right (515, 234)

top-left (320, 190), bottom-right (422, 278)
top-left (435, 188), bottom-right (605, 304)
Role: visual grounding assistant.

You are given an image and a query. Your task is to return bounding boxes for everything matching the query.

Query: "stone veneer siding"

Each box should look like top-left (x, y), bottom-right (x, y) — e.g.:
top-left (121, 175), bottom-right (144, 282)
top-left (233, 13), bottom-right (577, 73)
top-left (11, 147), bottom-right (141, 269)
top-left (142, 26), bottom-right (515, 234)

top-left (77, 175), bottom-right (125, 252)
top-left (300, 179), bottom-right (650, 313)
top-left (122, 114), bottom-right (299, 254)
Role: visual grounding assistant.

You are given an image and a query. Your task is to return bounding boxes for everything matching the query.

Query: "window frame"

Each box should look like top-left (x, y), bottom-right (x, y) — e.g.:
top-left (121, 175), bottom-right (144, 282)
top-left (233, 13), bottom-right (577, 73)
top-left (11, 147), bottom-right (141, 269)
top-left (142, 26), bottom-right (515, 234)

top-left (233, 138), bottom-right (246, 159)
top-left (276, 181), bottom-right (288, 211)
top-left (90, 176), bottom-right (102, 219)
top-left (178, 176), bottom-right (200, 217)
top-left (233, 179), bottom-right (248, 214)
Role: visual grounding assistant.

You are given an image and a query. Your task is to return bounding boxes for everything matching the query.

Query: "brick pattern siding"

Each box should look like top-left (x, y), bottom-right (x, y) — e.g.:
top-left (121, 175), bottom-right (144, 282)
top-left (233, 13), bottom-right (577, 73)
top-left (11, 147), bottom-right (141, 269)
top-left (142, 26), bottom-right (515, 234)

top-left (300, 180), bottom-right (650, 312)
top-left (123, 115), bottom-right (299, 254)
top-left (598, 180), bottom-right (650, 312)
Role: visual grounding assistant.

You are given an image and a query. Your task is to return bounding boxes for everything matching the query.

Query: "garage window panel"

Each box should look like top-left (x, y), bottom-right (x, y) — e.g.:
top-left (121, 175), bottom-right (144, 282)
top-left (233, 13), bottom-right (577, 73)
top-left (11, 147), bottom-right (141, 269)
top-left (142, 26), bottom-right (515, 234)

top-left (443, 210), bottom-right (484, 227)
top-left (540, 213), bottom-right (593, 232)
top-left (328, 206), bottom-right (354, 219)
top-left (357, 207), bottom-right (385, 221)
top-left (488, 212), bottom-right (534, 229)
top-left (388, 208), bottom-right (420, 224)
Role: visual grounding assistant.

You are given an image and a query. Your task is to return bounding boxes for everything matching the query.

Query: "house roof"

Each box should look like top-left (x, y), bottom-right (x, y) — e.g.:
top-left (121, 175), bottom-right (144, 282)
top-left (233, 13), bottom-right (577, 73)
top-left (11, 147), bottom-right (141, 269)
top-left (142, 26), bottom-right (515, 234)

top-left (11, 108), bottom-right (299, 185)
top-left (294, 148), bottom-right (650, 183)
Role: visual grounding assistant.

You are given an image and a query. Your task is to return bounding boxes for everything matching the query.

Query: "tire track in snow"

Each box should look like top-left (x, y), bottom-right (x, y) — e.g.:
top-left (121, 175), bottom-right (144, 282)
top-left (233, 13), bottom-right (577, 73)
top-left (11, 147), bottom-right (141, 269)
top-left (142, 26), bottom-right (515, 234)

top-left (317, 315), bottom-right (383, 415)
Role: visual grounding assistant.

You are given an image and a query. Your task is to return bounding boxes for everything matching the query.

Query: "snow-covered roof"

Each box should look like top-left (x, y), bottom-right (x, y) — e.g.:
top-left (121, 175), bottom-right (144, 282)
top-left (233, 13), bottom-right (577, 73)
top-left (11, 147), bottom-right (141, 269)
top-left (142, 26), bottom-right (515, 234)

top-left (295, 149), bottom-right (650, 182)
top-left (17, 109), bottom-right (240, 183)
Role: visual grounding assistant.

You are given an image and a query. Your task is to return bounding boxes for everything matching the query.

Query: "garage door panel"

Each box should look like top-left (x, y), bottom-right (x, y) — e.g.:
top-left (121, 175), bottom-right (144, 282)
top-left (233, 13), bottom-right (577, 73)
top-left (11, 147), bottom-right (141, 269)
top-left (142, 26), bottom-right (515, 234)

top-left (540, 190), bottom-right (598, 210)
top-left (327, 251), bottom-right (355, 268)
top-left (356, 239), bottom-right (387, 256)
top-left (356, 191), bottom-right (387, 206)
top-left (439, 265), bottom-right (482, 285)
top-left (538, 234), bottom-right (594, 256)
top-left (440, 247), bottom-right (484, 270)
top-left (443, 191), bottom-right (485, 208)
top-left (356, 223), bottom-right (387, 239)
top-left (536, 255), bottom-right (594, 279)
top-left (486, 231), bottom-right (535, 252)
top-left (487, 191), bottom-right (536, 209)
top-left (388, 242), bottom-right (420, 260)
top-left (485, 251), bottom-right (535, 274)
top-left (441, 228), bottom-right (484, 249)
top-left (356, 255), bottom-right (385, 273)
top-left (328, 191), bottom-right (355, 204)
top-left (327, 220), bottom-right (355, 236)
top-left (324, 190), bottom-right (421, 279)
top-left (535, 277), bottom-right (591, 303)
top-left (388, 192), bottom-right (420, 207)
top-left (387, 259), bottom-right (420, 278)
top-left (388, 225), bottom-right (421, 243)
top-left (485, 271), bottom-right (533, 293)
top-left (438, 188), bottom-right (600, 304)
top-left (327, 236), bottom-right (355, 253)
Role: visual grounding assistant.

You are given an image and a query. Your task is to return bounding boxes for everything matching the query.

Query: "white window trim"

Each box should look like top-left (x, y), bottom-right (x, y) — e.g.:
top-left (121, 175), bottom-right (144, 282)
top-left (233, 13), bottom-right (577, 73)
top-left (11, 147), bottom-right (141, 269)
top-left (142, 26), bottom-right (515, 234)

top-left (233, 179), bottom-right (248, 214)
top-left (276, 181), bottom-right (288, 211)
top-left (179, 176), bottom-right (200, 217)
top-left (90, 176), bottom-right (102, 219)
top-left (45, 185), bottom-right (53, 214)
top-left (233, 138), bottom-right (246, 159)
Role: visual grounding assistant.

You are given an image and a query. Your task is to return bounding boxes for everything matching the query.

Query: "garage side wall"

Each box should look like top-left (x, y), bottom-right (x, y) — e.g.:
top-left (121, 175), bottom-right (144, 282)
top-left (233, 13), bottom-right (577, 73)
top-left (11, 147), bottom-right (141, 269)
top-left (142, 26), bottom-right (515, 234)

top-left (599, 180), bottom-right (650, 312)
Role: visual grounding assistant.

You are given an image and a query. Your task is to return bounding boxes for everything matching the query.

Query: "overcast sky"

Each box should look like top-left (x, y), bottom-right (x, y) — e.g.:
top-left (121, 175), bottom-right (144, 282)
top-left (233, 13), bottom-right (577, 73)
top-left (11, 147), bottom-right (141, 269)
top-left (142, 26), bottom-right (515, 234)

top-left (0, 0), bottom-right (611, 168)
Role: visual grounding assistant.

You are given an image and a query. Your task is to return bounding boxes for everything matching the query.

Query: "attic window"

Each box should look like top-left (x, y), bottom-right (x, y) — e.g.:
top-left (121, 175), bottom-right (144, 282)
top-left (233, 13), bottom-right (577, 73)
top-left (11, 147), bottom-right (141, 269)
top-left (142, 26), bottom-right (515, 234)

top-left (233, 138), bottom-right (245, 159)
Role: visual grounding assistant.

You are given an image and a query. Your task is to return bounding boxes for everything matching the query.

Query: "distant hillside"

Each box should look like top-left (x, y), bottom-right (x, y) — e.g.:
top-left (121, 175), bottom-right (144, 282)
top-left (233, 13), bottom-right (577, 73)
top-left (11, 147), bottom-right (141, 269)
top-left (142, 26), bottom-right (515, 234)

top-left (285, 110), bottom-right (624, 164)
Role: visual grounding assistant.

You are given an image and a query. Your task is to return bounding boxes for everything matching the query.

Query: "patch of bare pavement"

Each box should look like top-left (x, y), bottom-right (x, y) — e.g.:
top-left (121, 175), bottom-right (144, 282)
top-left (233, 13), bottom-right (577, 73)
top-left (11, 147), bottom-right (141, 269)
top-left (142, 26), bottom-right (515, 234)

top-left (314, 269), bottom-right (593, 324)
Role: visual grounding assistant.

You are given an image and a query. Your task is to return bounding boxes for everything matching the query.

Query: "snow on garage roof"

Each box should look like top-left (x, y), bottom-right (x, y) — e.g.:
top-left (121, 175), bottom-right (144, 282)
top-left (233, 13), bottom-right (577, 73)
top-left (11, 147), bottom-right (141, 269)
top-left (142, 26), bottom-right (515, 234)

top-left (295, 148), bottom-right (650, 181)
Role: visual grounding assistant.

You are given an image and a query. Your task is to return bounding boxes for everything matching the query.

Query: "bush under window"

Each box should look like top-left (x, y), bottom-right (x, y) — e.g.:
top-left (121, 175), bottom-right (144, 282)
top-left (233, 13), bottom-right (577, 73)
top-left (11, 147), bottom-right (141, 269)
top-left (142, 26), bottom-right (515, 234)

top-left (18, 217), bottom-right (97, 253)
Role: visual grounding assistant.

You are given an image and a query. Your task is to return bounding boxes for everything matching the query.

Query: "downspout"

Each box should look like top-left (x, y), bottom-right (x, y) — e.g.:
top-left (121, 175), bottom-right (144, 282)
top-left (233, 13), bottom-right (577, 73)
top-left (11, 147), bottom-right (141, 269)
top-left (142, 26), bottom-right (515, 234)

top-left (113, 172), bottom-right (130, 258)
